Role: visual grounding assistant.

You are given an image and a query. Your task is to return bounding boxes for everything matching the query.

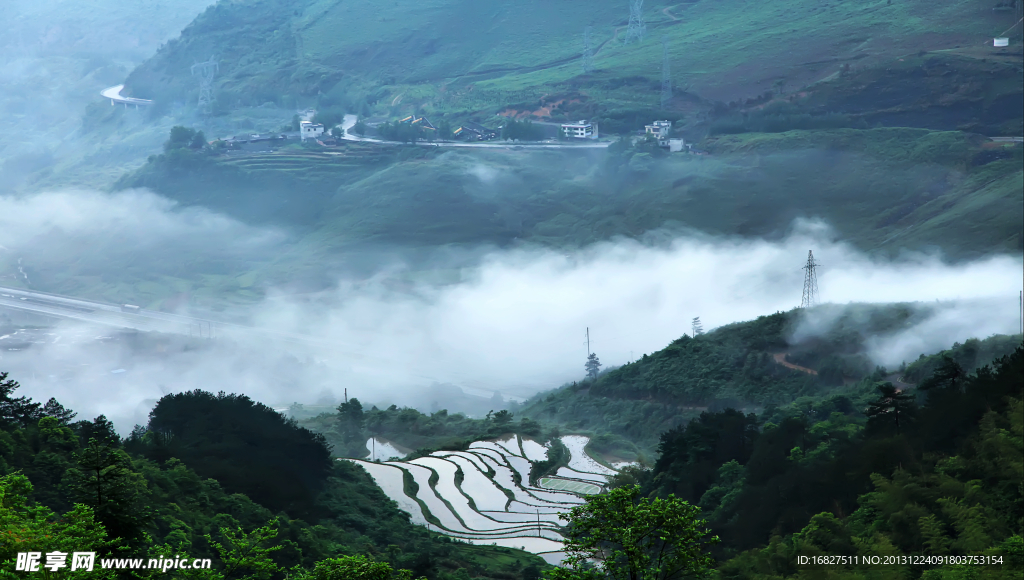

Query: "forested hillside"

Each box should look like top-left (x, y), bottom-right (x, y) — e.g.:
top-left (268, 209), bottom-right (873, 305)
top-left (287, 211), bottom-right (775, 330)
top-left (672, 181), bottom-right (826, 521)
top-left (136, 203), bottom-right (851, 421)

top-left (638, 345), bottom-right (1024, 578)
top-left (518, 304), bottom-right (1023, 454)
top-left (0, 377), bottom-right (550, 580)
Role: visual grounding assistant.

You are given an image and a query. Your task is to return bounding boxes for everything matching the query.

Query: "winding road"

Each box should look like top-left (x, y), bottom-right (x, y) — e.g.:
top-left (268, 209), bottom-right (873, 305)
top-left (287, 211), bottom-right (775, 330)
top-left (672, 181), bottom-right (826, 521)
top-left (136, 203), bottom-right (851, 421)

top-left (100, 84), bottom-right (153, 108)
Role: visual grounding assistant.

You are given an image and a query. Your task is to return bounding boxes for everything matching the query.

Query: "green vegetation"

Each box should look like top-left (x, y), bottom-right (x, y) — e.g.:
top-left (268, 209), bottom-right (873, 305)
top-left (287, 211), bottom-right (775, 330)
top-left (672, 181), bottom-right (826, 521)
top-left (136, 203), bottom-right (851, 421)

top-left (124, 0), bottom-right (1015, 128)
top-left (302, 400), bottom-right (544, 458)
top-left (0, 375), bottom-right (550, 580)
top-left (546, 485), bottom-right (718, 580)
top-left (519, 303), bottom-right (1023, 453)
top-left (904, 334), bottom-right (1023, 383)
top-left (640, 344), bottom-right (1024, 578)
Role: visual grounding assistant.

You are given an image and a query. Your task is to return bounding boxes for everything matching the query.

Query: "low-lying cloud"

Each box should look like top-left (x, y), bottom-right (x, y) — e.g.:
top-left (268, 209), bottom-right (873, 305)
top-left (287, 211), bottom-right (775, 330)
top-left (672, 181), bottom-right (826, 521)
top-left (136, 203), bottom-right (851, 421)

top-left (1, 190), bottom-right (1021, 431)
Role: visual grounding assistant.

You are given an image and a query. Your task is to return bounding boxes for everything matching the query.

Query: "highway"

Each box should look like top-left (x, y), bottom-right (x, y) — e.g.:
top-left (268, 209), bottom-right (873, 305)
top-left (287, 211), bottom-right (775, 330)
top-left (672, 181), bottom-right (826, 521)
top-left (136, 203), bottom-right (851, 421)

top-left (100, 84), bottom-right (153, 108)
top-left (0, 285), bottom-right (348, 349)
top-left (0, 286), bottom-right (542, 404)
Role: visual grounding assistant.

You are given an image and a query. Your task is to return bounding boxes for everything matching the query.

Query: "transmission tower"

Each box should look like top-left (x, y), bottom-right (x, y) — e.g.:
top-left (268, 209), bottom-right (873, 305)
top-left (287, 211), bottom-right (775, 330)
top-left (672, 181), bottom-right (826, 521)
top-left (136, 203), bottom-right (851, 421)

top-left (691, 317), bottom-right (704, 337)
top-left (660, 36), bottom-right (672, 109)
top-left (624, 0), bottom-right (646, 44)
top-left (190, 57), bottom-right (219, 114)
top-left (582, 26), bottom-right (595, 74)
top-left (800, 250), bottom-right (820, 308)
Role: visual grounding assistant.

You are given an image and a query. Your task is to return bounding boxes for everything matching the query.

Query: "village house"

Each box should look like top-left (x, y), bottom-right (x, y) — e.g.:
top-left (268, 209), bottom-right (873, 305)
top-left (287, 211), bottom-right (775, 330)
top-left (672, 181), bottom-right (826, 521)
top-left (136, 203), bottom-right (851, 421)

top-left (560, 120), bottom-right (599, 140)
top-left (300, 120), bottom-right (325, 140)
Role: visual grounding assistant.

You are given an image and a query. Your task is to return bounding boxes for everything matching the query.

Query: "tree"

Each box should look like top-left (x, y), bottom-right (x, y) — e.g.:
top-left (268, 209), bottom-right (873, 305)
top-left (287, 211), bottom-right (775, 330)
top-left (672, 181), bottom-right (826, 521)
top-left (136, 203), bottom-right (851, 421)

top-left (289, 555), bottom-right (425, 580)
top-left (865, 382), bottom-right (916, 435)
top-left (338, 398), bottom-right (365, 428)
top-left (586, 353), bottom-right (602, 379)
top-left (74, 415), bottom-right (120, 447)
top-left (353, 120), bottom-right (367, 136)
top-left (42, 397), bottom-right (77, 424)
top-left (63, 439), bottom-right (151, 547)
top-left (437, 120), bottom-right (452, 140)
top-left (0, 371), bottom-right (41, 427)
top-left (1, 473), bottom-right (117, 580)
top-left (165, 126), bottom-right (206, 152)
top-left (918, 355), bottom-right (965, 392)
top-left (205, 520), bottom-right (283, 580)
top-left (492, 410), bottom-right (514, 427)
top-left (547, 485), bottom-right (718, 580)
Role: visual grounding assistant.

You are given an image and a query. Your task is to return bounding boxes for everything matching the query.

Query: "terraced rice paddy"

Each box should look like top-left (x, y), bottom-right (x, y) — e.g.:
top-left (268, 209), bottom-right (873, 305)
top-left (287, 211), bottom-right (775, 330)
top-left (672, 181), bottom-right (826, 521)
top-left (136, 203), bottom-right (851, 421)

top-left (539, 478), bottom-right (601, 495)
top-left (347, 434), bottom-right (622, 565)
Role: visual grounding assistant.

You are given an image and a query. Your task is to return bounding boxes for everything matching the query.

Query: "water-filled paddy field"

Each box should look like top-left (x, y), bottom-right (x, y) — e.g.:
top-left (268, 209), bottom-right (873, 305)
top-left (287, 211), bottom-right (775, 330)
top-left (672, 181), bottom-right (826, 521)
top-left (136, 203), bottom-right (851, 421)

top-left (347, 434), bottom-right (622, 565)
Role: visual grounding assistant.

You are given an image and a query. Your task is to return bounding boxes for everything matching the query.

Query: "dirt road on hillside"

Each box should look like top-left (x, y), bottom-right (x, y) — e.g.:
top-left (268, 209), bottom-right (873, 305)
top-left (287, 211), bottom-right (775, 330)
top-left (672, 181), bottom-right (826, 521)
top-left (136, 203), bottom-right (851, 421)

top-left (773, 352), bottom-right (818, 375)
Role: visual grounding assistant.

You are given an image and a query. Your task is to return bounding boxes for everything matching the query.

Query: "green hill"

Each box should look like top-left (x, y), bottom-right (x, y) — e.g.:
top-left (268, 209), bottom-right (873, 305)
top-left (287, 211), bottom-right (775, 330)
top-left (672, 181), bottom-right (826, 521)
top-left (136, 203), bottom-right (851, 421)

top-left (0, 379), bottom-right (550, 580)
top-left (123, 0), bottom-right (1017, 125)
top-left (517, 303), bottom-right (1023, 454)
top-left (99, 125), bottom-right (1022, 307)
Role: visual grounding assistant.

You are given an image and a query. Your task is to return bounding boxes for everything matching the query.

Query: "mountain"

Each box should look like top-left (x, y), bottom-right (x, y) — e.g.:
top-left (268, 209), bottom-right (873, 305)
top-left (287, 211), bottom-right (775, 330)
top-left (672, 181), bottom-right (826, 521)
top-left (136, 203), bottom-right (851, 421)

top-left (516, 303), bottom-right (1023, 455)
top-left (123, 0), bottom-right (1017, 126)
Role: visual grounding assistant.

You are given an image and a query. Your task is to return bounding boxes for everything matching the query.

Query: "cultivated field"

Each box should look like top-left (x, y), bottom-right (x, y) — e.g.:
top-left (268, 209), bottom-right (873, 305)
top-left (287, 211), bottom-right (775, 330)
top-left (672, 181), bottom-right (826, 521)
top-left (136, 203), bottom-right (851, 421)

top-left (347, 434), bottom-right (622, 565)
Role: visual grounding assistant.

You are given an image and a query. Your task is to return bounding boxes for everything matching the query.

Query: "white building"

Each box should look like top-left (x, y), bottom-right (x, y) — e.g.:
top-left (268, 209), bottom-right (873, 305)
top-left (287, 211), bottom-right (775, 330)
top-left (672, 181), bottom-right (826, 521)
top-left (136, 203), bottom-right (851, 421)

top-left (645, 120), bottom-right (672, 140)
top-left (300, 121), bottom-right (325, 140)
top-left (561, 120), bottom-right (599, 140)
top-left (994, 37), bottom-right (1009, 47)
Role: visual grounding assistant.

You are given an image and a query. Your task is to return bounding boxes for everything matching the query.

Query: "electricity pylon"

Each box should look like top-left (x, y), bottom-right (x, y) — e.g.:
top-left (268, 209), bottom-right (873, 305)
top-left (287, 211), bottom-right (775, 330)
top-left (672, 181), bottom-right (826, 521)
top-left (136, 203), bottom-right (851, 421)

top-left (582, 26), bottom-right (595, 74)
top-left (624, 0), bottom-right (646, 44)
top-left (191, 57), bottom-right (219, 114)
top-left (801, 250), bottom-right (820, 308)
top-left (660, 36), bottom-right (672, 109)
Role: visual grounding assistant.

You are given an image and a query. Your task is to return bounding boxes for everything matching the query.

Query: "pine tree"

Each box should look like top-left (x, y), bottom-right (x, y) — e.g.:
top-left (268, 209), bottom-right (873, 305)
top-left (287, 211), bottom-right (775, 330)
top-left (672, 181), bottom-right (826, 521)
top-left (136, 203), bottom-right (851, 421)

top-left (585, 353), bottom-right (602, 379)
top-left (865, 382), bottom-right (916, 435)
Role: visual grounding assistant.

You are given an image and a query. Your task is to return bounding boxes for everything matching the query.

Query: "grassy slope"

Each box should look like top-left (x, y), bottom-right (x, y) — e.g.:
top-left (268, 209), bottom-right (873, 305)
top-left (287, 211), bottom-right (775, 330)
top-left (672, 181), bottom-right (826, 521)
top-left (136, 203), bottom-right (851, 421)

top-left (125, 0), bottom-right (1014, 116)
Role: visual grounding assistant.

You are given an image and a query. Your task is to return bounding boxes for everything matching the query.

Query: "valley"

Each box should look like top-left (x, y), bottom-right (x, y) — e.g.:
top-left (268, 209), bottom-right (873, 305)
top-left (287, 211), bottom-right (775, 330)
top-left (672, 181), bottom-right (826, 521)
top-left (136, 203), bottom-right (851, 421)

top-left (1, 0), bottom-right (1022, 579)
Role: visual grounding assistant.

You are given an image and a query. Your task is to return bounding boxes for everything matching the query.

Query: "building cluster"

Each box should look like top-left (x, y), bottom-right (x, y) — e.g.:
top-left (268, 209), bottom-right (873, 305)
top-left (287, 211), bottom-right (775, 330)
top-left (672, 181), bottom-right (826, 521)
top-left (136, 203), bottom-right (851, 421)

top-left (644, 120), bottom-right (689, 152)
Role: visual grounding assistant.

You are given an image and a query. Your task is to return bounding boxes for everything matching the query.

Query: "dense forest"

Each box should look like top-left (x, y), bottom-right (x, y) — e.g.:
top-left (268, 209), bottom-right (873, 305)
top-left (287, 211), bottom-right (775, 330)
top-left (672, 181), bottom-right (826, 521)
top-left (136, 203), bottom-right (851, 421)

top-left (628, 345), bottom-right (1024, 579)
top-left (0, 375), bottom-right (550, 580)
top-left (4, 329), bottom-right (1021, 579)
top-left (302, 401), bottom-right (546, 459)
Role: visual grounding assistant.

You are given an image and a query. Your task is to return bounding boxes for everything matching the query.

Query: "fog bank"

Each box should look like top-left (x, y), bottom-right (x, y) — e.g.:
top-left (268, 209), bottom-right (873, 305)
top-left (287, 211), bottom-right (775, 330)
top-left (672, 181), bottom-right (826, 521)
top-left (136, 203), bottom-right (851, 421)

top-left (1, 190), bottom-right (1021, 430)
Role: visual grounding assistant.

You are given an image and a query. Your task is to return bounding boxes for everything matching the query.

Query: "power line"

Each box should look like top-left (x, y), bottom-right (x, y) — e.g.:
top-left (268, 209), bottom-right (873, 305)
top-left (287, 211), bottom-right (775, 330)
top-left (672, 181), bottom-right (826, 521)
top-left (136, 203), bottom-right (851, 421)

top-left (800, 250), bottom-right (820, 308)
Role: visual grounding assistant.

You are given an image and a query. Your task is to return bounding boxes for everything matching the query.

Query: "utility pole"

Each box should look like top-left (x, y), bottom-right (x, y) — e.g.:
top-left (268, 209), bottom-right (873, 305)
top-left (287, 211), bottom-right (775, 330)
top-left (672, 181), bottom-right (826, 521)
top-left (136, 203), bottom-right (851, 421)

top-left (190, 57), bottom-right (218, 114)
top-left (344, 388), bottom-right (348, 404)
top-left (800, 250), bottom-right (820, 308)
top-left (537, 509), bottom-right (541, 537)
top-left (586, 327), bottom-right (591, 356)
top-left (660, 36), bottom-right (672, 110)
top-left (624, 0), bottom-right (646, 44)
top-left (582, 26), bottom-right (594, 74)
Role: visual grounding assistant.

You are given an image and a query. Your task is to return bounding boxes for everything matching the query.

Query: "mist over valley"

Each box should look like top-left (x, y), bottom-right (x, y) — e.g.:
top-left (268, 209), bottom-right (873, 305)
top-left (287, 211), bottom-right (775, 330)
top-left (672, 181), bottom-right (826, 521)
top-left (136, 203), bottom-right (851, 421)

top-left (1, 1), bottom-right (1021, 578)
